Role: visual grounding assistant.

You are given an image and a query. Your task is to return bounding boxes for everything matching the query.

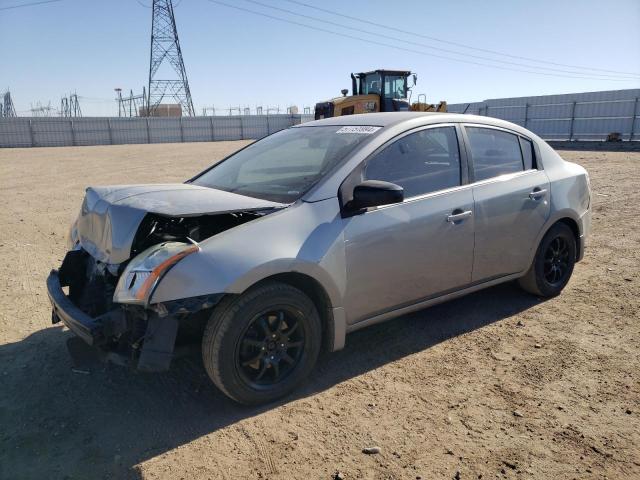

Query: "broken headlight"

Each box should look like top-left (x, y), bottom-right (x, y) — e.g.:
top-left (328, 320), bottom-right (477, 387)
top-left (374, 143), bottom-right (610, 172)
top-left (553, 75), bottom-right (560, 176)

top-left (113, 241), bottom-right (199, 306)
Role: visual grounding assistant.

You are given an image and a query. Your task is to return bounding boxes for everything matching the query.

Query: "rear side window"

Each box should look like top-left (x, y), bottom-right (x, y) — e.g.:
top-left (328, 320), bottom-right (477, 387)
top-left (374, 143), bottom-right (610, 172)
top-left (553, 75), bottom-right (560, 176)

top-left (466, 127), bottom-right (524, 182)
top-left (519, 137), bottom-right (535, 170)
top-left (364, 126), bottom-right (461, 198)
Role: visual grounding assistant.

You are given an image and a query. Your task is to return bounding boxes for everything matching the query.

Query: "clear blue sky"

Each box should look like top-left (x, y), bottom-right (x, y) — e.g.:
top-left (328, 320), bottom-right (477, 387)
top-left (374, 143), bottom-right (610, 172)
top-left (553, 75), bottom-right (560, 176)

top-left (1, 0), bottom-right (639, 116)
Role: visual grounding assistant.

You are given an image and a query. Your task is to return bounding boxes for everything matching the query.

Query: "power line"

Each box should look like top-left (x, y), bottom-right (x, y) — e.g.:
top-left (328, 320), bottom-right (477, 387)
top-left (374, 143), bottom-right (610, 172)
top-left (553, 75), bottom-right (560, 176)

top-left (283, 0), bottom-right (640, 78)
top-left (76, 95), bottom-right (116, 102)
top-left (244, 0), bottom-right (637, 80)
top-left (0, 0), bottom-right (62, 11)
top-left (206, 0), bottom-right (637, 82)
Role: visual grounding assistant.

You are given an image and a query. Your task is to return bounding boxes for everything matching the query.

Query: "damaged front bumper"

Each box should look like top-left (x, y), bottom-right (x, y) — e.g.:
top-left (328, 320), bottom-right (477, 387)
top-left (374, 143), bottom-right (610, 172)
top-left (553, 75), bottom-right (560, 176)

top-left (48, 269), bottom-right (119, 346)
top-left (47, 258), bottom-right (223, 372)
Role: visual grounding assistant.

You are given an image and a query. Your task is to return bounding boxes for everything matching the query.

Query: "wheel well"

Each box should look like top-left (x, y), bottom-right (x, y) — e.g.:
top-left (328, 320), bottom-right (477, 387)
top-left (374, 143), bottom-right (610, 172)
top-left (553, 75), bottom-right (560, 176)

top-left (557, 217), bottom-right (581, 261)
top-left (254, 273), bottom-right (335, 352)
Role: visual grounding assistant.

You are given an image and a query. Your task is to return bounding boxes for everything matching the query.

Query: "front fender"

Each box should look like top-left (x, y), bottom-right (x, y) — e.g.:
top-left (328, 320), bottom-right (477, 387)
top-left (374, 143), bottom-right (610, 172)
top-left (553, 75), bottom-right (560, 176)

top-left (225, 258), bottom-right (344, 306)
top-left (149, 198), bottom-right (347, 309)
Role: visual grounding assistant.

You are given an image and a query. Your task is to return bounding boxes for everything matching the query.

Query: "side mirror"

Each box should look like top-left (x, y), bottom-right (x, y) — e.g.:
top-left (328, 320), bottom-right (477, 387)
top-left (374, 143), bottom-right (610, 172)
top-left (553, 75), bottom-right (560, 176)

top-left (346, 180), bottom-right (404, 212)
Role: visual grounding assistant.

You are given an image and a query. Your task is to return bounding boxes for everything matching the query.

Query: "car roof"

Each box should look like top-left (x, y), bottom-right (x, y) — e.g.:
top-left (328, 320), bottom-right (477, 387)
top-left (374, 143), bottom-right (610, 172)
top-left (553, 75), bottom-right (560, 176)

top-left (297, 112), bottom-right (442, 127)
top-left (297, 112), bottom-right (537, 137)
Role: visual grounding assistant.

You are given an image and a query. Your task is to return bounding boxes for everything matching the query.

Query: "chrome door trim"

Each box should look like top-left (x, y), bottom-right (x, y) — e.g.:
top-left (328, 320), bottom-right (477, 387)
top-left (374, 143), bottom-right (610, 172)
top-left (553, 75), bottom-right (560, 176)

top-left (461, 122), bottom-right (535, 143)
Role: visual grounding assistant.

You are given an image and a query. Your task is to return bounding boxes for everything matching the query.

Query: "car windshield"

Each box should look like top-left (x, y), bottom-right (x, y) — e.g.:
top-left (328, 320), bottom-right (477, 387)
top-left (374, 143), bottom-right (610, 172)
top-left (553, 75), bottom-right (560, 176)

top-left (191, 126), bottom-right (376, 203)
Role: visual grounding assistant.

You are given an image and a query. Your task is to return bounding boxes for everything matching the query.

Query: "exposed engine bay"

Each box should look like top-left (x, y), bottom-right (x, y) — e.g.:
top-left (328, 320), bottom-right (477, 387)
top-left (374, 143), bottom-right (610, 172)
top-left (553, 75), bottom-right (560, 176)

top-left (53, 183), bottom-right (285, 372)
top-left (130, 211), bottom-right (264, 257)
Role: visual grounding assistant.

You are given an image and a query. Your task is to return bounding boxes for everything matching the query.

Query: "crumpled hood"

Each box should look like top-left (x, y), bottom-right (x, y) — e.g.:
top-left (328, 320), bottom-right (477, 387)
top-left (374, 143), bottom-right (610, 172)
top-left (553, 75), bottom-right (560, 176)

top-left (75, 183), bottom-right (284, 265)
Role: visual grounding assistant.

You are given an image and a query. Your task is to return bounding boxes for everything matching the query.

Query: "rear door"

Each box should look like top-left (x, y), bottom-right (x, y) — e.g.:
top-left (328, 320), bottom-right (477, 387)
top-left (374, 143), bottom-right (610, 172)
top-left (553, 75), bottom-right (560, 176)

top-left (462, 125), bottom-right (550, 282)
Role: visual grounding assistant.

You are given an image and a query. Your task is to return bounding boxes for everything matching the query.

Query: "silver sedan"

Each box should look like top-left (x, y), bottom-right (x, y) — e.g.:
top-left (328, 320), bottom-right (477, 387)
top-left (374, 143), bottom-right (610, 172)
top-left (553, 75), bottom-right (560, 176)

top-left (47, 112), bottom-right (591, 404)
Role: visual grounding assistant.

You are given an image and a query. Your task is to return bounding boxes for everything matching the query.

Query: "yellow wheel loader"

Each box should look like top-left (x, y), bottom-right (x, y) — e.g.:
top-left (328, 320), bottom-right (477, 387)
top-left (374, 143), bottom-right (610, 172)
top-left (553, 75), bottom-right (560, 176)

top-left (314, 69), bottom-right (446, 120)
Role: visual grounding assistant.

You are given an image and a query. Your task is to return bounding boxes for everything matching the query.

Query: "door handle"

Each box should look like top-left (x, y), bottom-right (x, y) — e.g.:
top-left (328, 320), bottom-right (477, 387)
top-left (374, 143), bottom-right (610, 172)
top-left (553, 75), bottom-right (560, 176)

top-left (447, 210), bottom-right (473, 223)
top-left (529, 188), bottom-right (547, 200)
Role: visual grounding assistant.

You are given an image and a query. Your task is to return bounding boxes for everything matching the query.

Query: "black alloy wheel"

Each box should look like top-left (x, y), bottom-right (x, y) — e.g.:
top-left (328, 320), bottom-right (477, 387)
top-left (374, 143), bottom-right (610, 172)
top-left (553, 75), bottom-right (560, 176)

top-left (202, 281), bottom-right (322, 405)
top-left (518, 222), bottom-right (576, 298)
top-left (236, 309), bottom-right (305, 387)
top-left (543, 236), bottom-right (571, 285)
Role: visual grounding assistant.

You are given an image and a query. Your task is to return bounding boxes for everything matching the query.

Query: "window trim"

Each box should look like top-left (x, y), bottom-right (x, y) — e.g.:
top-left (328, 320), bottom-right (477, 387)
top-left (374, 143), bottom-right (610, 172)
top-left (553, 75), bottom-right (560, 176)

top-left (460, 123), bottom-right (541, 184)
top-left (337, 123), bottom-right (469, 211)
top-left (518, 136), bottom-right (536, 171)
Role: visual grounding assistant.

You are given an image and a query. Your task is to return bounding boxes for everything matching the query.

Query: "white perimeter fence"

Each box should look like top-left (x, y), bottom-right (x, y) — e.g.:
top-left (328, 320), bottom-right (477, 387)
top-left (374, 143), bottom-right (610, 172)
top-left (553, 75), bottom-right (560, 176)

top-left (448, 89), bottom-right (640, 141)
top-left (2, 89), bottom-right (639, 147)
top-left (0, 114), bottom-right (316, 148)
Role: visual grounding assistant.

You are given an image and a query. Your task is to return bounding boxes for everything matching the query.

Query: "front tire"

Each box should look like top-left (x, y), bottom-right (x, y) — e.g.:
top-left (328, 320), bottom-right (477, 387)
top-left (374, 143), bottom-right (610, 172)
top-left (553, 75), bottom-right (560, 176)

top-left (202, 281), bottom-right (322, 405)
top-left (518, 222), bottom-right (576, 297)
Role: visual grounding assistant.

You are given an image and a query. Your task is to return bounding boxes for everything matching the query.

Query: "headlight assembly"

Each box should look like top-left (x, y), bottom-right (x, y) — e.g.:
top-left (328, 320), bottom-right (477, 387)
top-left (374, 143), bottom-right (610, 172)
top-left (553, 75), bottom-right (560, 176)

top-left (113, 241), bottom-right (199, 306)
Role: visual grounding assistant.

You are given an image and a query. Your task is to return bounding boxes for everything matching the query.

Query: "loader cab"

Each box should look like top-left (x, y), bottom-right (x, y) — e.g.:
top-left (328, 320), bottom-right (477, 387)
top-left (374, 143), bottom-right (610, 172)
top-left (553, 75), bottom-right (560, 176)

top-left (353, 70), bottom-right (413, 112)
top-left (314, 69), bottom-right (415, 120)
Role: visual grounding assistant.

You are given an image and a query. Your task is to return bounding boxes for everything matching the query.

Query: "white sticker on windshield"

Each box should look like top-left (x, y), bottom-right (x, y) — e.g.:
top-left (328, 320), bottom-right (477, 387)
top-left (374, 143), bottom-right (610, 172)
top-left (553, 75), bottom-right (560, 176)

top-left (336, 126), bottom-right (382, 135)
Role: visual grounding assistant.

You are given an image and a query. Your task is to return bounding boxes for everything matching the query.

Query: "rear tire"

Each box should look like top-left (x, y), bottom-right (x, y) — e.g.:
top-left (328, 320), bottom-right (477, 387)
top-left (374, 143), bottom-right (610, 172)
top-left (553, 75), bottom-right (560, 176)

top-left (518, 223), bottom-right (576, 297)
top-left (202, 281), bottom-right (322, 405)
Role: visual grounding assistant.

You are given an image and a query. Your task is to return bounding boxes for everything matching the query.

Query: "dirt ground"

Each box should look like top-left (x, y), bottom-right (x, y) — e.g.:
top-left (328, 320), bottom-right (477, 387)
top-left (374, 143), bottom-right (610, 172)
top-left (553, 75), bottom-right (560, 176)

top-left (0, 142), bottom-right (638, 480)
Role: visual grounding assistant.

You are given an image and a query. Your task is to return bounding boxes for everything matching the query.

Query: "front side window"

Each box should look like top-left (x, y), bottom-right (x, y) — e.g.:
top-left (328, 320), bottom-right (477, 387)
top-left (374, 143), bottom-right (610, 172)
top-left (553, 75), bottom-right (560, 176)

top-left (466, 127), bottom-right (524, 182)
top-left (364, 126), bottom-right (461, 198)
top-left (192, 126), bottom-right (373, 203)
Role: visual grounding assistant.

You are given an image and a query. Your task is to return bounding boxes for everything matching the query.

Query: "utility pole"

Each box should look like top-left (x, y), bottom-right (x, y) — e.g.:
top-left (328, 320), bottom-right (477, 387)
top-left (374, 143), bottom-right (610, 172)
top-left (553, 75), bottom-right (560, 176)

top-left (147, 0), bottom-right (194, 116)
top-left (115, 88), bottom-right (123, 117)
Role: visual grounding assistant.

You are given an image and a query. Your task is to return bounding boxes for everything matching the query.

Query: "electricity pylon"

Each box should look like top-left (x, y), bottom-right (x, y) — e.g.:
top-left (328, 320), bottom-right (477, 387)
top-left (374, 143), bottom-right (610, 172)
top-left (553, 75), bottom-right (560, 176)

top-left (1, 90), bottom-right (16, 117)
top-left (147, 0), bottom-right (194, 116)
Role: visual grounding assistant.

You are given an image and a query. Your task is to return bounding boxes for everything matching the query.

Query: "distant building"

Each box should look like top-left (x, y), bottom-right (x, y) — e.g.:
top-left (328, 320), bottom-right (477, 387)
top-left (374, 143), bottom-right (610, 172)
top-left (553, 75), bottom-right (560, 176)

top-left (139, 104), bottom-right (182, 117)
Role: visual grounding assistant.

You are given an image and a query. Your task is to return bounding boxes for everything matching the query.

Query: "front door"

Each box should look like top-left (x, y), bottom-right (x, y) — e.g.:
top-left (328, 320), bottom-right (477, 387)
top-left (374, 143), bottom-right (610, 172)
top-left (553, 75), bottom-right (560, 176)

top-left (342, 125), bottom-right (475, 325)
